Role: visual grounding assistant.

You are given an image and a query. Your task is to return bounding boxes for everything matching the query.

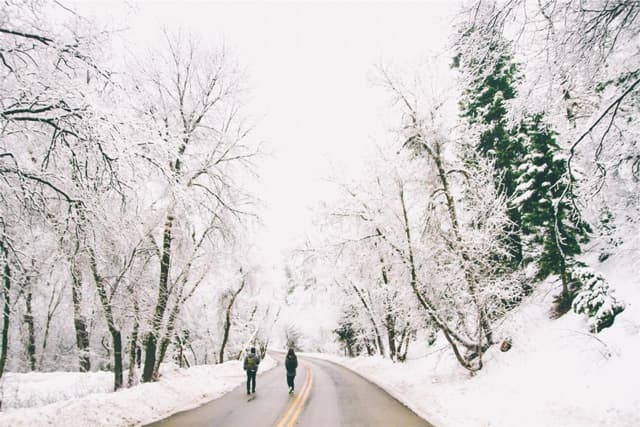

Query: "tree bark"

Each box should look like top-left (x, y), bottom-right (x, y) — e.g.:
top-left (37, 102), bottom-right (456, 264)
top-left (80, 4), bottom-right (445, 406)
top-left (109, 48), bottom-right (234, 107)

top-left (385, 311), bottom-right (397, 361)
top-left (89, 248), bottom-right (123, 390)
top-left (127, 298), bottom-right (140, 387)
top-left (396, 323), bottom-right (409, 362)
top-left (155, 298), bottom-right (181, 376)
top-left (39, 285), bottom-right (62, 369)
top-left (379, 256), bottom-right (397, 361)
top-left (24, 283), bottom-right (36, 371)
top-left (219, 274), bottom-right (247, 363)
top-left (143, 214), bottom-right (174, 382)
top-left (351, 284), bottom-right (385, 357)
top-left (71, 262), bottom-right (91, 372)
top-left (400, 326), bottom-right (411, 362)
top-left (0, 242), bottom-right (11, 378)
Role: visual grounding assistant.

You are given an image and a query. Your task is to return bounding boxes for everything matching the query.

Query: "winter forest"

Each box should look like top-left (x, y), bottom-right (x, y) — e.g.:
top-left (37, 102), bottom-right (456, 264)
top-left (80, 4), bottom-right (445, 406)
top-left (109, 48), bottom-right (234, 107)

top-left (1, 1), bottom-right (639, 426)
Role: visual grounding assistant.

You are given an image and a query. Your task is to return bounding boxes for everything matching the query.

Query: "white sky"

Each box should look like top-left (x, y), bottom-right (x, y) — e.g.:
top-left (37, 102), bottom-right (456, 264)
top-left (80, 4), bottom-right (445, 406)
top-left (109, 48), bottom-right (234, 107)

top-left (78, 0), bottom-right (461, 272)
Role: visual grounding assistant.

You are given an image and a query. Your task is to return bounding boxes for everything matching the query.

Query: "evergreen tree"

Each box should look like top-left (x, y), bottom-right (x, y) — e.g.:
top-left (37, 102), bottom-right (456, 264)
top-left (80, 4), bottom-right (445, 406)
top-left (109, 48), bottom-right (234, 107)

top-left (459, 37), bottom-right (591, 309)
top-left (458, 43), bottom-right (525, 265)
top-left (512, 114), bottom-right (591, 305)
top-left (334, 321), bottom-right (358, 358)
top-left (572, 265), bottom-right (625, 333)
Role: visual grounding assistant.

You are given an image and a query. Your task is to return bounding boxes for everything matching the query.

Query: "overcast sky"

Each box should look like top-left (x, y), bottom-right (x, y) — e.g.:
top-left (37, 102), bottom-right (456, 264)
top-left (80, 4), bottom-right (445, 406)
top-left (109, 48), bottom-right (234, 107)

top-left (79, 0), bottom-right (461, 271)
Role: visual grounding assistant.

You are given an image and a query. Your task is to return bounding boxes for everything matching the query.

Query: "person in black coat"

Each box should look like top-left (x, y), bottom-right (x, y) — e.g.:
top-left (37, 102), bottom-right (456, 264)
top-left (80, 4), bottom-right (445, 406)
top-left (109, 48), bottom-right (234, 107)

top-left (285, 348), bottom-right (298, 394)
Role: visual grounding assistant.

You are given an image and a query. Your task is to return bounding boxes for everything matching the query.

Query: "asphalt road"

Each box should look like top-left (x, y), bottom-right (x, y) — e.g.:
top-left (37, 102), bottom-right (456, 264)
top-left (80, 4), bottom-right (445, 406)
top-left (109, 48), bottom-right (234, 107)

top-left (146, 353), bottom-right (434, 427)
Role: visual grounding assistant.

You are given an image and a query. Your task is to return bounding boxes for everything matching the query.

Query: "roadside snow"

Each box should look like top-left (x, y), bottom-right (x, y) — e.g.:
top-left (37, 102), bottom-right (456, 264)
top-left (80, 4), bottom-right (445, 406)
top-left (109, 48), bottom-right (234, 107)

top-left (305, 254), bottom-right (640, 427)
top-left (0, 371), bottom-right (113, 411)
top-left (0, 355), bottom-right (276, 427)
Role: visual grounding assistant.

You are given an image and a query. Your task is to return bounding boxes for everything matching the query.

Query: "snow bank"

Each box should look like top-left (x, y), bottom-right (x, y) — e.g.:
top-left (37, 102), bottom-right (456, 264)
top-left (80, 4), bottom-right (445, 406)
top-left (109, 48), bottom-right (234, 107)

top-left (0, 355), bottom-right (277, 427)
top-left (306, 254), bottom-right (640, 427)
top-left (0, 371), bottom-right (113, 411)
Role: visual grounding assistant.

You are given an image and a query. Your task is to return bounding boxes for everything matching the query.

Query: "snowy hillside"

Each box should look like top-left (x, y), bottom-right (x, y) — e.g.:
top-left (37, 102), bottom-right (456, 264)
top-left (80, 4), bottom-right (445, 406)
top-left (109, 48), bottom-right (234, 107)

top-left (308, 249), bottom-right (639, 427)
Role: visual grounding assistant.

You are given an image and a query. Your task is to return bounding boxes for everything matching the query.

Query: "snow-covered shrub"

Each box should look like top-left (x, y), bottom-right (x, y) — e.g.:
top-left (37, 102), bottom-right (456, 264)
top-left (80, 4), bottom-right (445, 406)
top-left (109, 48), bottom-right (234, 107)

top-left (572, 267), bottom-right (625, 333)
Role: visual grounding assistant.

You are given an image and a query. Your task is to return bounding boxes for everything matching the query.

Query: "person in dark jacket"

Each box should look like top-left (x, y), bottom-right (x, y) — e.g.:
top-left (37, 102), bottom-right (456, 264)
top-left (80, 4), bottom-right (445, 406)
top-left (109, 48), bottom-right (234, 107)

top-left (284, 348), bottom-right (298, 394)
top-left (243, 347), bottom-right (260, 394)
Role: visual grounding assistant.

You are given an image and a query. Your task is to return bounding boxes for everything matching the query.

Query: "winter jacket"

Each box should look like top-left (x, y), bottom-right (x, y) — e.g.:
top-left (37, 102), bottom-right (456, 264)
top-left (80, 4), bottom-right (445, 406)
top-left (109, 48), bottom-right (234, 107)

top-left (244, 353), bottom-right (260, 372)
top-left (285, 354), bottom-right (298, 376)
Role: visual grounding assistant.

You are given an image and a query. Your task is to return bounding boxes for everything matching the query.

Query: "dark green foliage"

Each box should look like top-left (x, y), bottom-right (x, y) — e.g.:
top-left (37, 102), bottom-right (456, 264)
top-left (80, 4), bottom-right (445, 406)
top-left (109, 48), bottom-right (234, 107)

top-left (334, 321), bottom-right (358, 358)
top-left (460, 48), bottom-right (525, 265)
top-left (571, 266), bottom-right (625, 333)
top-left (512, 114), bottom-right (591, 282)
top-left (597, 206), bottom-right (623, 262)
top-left (459, 38), bottom-right (595, 314)
top-left (551, 277), bottom-right (582, 318)
top-left (461, 51), bottom-right (523, 196)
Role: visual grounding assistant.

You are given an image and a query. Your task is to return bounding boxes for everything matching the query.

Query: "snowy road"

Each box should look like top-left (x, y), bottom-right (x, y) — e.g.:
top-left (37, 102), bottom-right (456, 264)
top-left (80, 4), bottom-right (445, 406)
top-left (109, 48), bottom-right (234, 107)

top-left (146, 353), bottom-right (433, 427)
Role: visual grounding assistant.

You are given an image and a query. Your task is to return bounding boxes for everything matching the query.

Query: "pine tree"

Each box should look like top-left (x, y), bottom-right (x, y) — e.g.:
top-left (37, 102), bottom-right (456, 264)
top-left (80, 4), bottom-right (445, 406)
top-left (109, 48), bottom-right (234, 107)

top-left (512, 114), bottom-right (591, 307)
top-left (459, 44), bottom-right (525, 265)
top-left (571, 265), bottom-right (625, 333)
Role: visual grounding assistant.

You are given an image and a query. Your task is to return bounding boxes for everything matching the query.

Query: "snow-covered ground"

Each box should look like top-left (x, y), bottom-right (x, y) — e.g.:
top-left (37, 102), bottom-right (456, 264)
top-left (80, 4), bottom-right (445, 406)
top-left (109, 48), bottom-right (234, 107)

top-left (1, 252), bottom-right (636, 427)
top-left (0, 355), bottom-right (276, 427)
top-left (306, 252), bottom-right (640, 427)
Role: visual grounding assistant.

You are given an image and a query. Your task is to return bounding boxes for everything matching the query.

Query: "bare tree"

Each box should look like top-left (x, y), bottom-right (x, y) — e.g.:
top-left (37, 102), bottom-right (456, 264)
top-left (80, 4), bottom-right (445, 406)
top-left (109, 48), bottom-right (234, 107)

top-left (133, 32), bottom-right (259, 382)
top-left (218, 269), bottom-right (247, 363)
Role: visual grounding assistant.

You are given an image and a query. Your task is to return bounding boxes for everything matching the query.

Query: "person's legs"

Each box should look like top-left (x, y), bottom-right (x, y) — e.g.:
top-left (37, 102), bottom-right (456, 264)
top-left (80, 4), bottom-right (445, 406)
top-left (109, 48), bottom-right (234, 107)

top-left (250, 371), bottom-right (256, 393)
top-left (291, 374), bottom-right (295, 391)
top-left (286, 374), bottom-right (293, 388)
top-left (246, 371), bottom-right (251, 394)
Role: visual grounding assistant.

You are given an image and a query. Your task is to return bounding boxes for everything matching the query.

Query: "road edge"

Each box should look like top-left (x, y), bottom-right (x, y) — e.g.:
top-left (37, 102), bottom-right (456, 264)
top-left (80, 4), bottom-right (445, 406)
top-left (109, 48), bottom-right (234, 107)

top-left (298, 352), bottom-right (441, 427)
top-left (144, 353), bottom-right (279, 426)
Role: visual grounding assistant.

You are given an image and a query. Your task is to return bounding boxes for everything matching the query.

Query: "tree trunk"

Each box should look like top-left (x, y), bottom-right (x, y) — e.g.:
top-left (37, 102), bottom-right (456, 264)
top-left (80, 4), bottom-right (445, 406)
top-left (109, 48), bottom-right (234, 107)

top-left (364, 338), bottom-right (374, 356)
top-left (351, 285), bottom-right (384, 357)
top-left (143, 214), bottom-right (174, 383)
top-left (155, 299), bottom-right (181, 376)
top-left (559, 255), bottom-right (569, 298)
top-left (431, 149), bottom-right (493, 350)
top-left (379, 258), bottom-right (397, 361)
top-left (398, 186), bottom-right (480, 371)
top-left (176, 335), bottom-right (185, 367)
top-left (127, 298), bottom-right (140, 387)
top-left (219, 275), bottom-right (247, 363)
top-left (400, 328), bottom-right (411, 362)
top-left (24, 285), bottom-right (36, 371)
top-left (89, 248), bottom-right (123, 390)
top-left (386, 314), bottom-right (397, 361)
top-left (111, 329), bottom-right (123, 390)
top-left (40, 312), bottom-right (52, 369)
top-left (396, 328), bottom-right (406, 361)
top-left (0, 242), bottom-right (11, 378)
top-left (71, 263), bottom-right (91, 372)
top-left (429, 146), bottom-right (494, 351)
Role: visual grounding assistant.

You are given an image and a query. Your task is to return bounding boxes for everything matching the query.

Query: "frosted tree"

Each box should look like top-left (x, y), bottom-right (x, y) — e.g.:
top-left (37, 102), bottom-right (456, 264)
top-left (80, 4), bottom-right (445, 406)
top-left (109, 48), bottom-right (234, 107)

top-left (218, 267), bottom-right (248, 363)
top-left (1, 1), bottom-right (263, 391)
top-left (512, 113), bottom-right (590, 312)
top-left (0, 0), bottom-right (123, 378)
top-left (459, 0), bottom-right (640, 257)
top-left (456, 21), bottom-right (525, 266)
top-left (321, 169), bottom-right (424, 361)
top-left (457, 1), bottom-right (631, 325)
top-left (378, 67), bottom-right (523, 371)
top-left (572, 265), bottom-right (625, 332)
top-left (130, 31), bottom-right (259, 382)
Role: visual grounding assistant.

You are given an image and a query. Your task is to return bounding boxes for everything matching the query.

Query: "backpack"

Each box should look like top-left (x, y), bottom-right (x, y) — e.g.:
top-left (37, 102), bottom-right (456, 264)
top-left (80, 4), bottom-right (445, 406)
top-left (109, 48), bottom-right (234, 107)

top-left (246, 355), bottom-right (257, 370)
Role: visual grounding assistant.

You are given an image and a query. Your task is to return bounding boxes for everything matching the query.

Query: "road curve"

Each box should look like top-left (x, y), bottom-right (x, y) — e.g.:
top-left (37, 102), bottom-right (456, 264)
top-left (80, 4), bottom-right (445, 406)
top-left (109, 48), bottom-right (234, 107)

top-left (146, 353), bottom-right (434, 427)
